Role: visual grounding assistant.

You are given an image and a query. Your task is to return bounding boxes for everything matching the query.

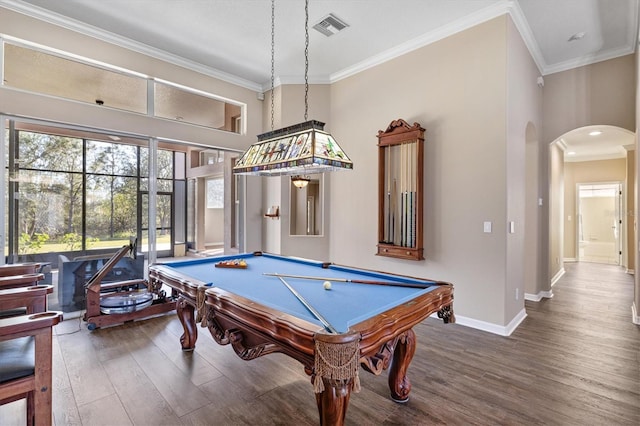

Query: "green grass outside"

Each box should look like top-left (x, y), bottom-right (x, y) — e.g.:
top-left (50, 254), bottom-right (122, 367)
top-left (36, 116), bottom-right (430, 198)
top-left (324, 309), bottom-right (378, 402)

top-left (11, 234), bottom-right (172, 255)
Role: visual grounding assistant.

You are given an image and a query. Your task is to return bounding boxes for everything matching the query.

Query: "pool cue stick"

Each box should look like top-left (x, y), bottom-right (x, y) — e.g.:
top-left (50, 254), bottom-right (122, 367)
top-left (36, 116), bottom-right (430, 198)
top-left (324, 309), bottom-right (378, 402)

top-left (405, 143), bottom-right (409, 246)
top-left (392, 178), bottom-right (397, 244)
top-left (275, 275), bottom-right (338, 334)
top-left (406, 143), bottom-right (410, 247)
top-left (400, 143), bottom-right (403, 246)
top-left (265, 272), bottom-right (440, 289)
top-left (386, 147), bottom-right (391, 242)
top-left (399, 144), bottom-right (404, 246)
top-left (409, 141), bottom-right (414, 247)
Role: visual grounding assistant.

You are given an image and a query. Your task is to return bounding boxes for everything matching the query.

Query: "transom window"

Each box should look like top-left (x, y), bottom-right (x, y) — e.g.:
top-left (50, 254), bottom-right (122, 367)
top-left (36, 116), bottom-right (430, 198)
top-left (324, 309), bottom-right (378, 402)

top-left (2, 40), bottom-right (244, 133)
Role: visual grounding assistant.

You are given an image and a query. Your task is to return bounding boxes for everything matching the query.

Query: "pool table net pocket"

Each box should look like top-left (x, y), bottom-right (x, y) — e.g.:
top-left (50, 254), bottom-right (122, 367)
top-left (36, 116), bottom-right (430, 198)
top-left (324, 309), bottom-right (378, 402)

top-left (196, 286), bottom-right (208, 327)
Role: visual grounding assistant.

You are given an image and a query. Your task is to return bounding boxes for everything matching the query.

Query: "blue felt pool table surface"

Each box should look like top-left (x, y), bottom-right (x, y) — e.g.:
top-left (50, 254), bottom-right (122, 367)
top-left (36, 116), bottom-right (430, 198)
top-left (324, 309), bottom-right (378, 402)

top-left (160, 252), bottom-right (437, 333)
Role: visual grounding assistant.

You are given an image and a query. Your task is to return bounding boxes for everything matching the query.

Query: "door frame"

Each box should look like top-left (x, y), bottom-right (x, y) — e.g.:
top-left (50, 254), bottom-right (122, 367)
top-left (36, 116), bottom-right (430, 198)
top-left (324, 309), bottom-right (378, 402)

top-left (575, 181), bottom-right (623, 265)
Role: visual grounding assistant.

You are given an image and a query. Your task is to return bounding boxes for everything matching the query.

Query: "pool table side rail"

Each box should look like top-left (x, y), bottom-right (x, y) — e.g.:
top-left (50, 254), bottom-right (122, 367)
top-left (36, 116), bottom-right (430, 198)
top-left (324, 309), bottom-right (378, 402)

top-left (204, 286), bottom-right (320, 365)
top-left (353, 284), bottom-right (454, 355)
top-left (148, 264), bottom-right (210, 301)
top-left (202, 281), bottom-right (454, 370)
top-left (329, 262), bottom-right (451, 286)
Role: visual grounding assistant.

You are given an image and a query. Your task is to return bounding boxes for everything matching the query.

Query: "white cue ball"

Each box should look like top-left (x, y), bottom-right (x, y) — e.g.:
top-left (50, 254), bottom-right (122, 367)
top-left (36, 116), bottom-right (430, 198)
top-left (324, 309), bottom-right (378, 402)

top-left (323, 281), bottom-right (332, 290)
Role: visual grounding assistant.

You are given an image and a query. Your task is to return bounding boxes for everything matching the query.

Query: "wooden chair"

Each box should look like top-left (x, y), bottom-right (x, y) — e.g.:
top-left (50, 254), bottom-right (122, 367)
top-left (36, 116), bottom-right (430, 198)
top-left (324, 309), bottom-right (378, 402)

top-left (0, 275), bottom-right (49, 319)
top-left (0, 263), bottom-right (41, 278)
top-left (0, 285), bottom-right (54, 315)
top-left (0, 278), bottom-right (61, 425)
top-left (0, 274), bottom-right (45, 291)
top-left (0, 310), bottom-right (62, 426)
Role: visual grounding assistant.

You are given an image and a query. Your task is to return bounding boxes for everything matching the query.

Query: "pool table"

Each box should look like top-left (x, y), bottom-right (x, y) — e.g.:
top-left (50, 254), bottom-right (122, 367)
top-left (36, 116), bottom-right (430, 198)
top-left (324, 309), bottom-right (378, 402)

top-left (148, 252), bottom-right (454, 425)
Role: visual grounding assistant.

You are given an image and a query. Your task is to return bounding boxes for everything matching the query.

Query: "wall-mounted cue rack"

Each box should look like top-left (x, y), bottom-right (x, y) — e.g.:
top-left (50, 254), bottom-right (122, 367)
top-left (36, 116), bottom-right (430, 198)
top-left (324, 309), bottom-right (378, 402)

top-left (377, 119), bottom-right (425, 260)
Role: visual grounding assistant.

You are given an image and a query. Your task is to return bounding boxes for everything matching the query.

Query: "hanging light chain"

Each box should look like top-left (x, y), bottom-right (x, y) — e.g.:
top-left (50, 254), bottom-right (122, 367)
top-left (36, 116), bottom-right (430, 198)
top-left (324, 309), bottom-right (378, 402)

top-left (304, 0), bottom-right (309, 121)
top-left (270, 0), bottom-right (275, 131)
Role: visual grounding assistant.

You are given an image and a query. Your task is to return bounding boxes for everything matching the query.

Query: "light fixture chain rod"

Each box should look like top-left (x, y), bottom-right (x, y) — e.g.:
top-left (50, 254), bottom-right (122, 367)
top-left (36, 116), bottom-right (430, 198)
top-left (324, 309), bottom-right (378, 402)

top-left (304, 0), bottom-right (309, 121)
top-left (271, 0), bottom-right (275, 131)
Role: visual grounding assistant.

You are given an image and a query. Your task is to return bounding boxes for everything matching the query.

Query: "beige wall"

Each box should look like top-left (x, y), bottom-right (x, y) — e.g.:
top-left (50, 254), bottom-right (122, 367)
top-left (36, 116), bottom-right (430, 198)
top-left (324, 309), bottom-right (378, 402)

top-left (525, 122), bottom-right (544, 298)
top-left (636, 47), bottom-right (640, 322)
top-left (543, 55), bottom-right (636, 141)
top-left (328, 15), bottom-right (534, 327)
top-left (278, 85), bottom-right (332, 260)
top-left (505, 17), bottom-right (543, 320)
top-left (259, 84), bottom-right (333, 260)
top-left (549, 143), bottom-right (565, 282)
top-left (626, 151), bottom-right (635, 273)
top-left (563, 159), bottom-right (627, 261)
top-left (543, 54), bottom-right (636, 296)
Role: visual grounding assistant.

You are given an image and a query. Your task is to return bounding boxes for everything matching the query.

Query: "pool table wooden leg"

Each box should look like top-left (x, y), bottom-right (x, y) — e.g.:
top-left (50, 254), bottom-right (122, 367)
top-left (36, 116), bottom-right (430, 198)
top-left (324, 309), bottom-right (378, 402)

top-left (314, 377), bottom-right (352, 426)
top-left (388, 329), bottom-right (416, 402)
top-left (177, 296), bottom-right (197, 351)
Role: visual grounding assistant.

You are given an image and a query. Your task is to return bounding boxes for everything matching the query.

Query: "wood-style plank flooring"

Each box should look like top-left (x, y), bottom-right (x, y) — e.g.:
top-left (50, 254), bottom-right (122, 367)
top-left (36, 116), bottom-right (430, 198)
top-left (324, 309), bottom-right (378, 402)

top-left (1, 261), bottom-right (639, 425)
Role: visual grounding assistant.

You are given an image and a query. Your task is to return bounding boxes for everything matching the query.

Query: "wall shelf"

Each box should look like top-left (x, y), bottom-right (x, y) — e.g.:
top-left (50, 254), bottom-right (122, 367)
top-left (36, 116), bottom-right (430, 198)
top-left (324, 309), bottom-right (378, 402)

top-left (264, 206), bottom-right (280, 219)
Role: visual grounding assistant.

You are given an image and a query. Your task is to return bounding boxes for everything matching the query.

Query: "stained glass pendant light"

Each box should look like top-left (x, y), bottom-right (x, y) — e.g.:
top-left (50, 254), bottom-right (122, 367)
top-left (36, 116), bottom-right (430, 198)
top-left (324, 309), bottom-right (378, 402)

top-left (233, 0), bottom-right (353, 177)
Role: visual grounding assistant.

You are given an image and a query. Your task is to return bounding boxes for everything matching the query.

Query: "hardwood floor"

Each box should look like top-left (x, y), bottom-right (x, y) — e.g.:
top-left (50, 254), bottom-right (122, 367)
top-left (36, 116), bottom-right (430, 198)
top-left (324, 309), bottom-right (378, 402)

top-left (1, 261), bottom-right (638, 425)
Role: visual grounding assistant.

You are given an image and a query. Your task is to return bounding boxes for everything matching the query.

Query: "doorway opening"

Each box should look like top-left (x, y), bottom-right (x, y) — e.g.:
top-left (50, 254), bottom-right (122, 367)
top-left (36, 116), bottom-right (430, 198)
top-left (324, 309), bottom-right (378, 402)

top-left (577, 182), bottom-right (622, 265)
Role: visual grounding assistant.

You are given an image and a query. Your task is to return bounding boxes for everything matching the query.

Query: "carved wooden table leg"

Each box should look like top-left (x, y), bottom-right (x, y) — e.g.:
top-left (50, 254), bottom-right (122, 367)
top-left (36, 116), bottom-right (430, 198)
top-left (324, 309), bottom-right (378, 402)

top-left (314, 378), bottom-right (352, 426)
top-left (177, 296), bottom-right (197, 351)
top-left (388, 329), bottom-right (416, 402)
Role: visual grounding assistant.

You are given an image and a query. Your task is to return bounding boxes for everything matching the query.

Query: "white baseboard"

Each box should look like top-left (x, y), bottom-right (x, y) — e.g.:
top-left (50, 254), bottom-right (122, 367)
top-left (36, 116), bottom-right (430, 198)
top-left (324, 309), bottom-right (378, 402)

top-left (449, 308), bottom-right (527, 337)
top-left (632, 302), bottom-right (640, 325)
top-left (625, 269), bottom-right (634, 275)
top-left (524, 290), bottom-right (553, 302)
top-left (550, 267), bottom-right (565, 287)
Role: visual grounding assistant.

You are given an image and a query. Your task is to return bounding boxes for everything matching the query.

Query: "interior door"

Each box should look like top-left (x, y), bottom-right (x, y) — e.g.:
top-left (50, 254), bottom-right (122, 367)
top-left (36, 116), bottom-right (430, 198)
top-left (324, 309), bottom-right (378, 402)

top-left (577, 183), bottom-right (621, 265)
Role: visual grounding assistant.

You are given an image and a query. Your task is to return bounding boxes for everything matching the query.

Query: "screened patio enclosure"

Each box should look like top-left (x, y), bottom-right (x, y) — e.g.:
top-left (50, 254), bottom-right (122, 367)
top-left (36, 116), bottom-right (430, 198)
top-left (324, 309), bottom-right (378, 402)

top-left (1, 116), bottom-right (237, 269)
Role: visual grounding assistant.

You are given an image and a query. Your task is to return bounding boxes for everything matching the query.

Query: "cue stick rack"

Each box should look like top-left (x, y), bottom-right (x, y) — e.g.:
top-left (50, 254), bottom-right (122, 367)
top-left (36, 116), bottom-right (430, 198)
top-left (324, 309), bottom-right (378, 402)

top-left (376, 119), bottom-right (425, 260)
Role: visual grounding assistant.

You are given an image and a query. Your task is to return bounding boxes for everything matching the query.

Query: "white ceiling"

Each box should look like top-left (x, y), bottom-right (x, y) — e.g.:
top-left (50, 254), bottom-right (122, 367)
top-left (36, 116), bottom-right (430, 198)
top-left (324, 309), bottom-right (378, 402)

top-left (0, 0), bottom-right (638, 160)
top-left (560, 125), bottom-right (635, 162)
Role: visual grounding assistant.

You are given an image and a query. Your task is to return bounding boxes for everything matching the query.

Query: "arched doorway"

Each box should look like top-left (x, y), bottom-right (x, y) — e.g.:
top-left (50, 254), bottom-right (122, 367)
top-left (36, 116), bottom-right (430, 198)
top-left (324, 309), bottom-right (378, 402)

top-left (549, 125), bottom-right (635, 272)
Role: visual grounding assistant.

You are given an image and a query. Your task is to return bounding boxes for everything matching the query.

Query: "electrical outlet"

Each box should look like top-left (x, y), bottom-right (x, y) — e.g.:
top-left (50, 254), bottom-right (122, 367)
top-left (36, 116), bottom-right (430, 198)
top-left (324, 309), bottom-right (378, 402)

top-left (515, 288), bottom-right (519, 300)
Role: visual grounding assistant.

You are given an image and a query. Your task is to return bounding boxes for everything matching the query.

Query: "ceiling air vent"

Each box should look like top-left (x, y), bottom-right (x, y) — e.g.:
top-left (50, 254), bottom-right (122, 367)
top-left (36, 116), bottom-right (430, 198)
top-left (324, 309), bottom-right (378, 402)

top-left (313, 14), bottom-right (349, 37)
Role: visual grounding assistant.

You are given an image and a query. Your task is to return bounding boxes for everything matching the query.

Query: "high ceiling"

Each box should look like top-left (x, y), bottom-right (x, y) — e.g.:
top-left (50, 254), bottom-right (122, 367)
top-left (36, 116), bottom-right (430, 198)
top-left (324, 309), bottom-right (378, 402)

top-left (2, 0), bottom-right (637, 89)
top-left (1, 0), bottom-right (638, 159)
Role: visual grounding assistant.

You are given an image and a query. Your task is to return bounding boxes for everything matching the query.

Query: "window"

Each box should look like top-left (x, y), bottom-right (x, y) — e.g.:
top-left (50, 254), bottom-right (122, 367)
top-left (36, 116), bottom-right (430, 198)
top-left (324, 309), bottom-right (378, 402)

top-left (2, 40), bottom-right (245, 133)
top-left (4, 43), bottom-right (147, 114)
top-left (207, 178), bottom-right (224, 209)
top-left (15, 132), bottom-right (84, 253)
top-left (154, 81), bottom-right (242, 132)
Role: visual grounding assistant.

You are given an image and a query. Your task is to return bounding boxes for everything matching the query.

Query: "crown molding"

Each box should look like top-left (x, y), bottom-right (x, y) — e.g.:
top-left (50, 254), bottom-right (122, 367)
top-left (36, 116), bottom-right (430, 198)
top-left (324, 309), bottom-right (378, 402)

top-left (506, 0), bottom-right (544, 74)
top-left (330, 1), bottom-right (528, 83)
top-left (542, 45), bottom-right (636, 76)
top-left (3, 0), bottom-right (637, 88)
top-left (0, 0), bottom-right (263, 92)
